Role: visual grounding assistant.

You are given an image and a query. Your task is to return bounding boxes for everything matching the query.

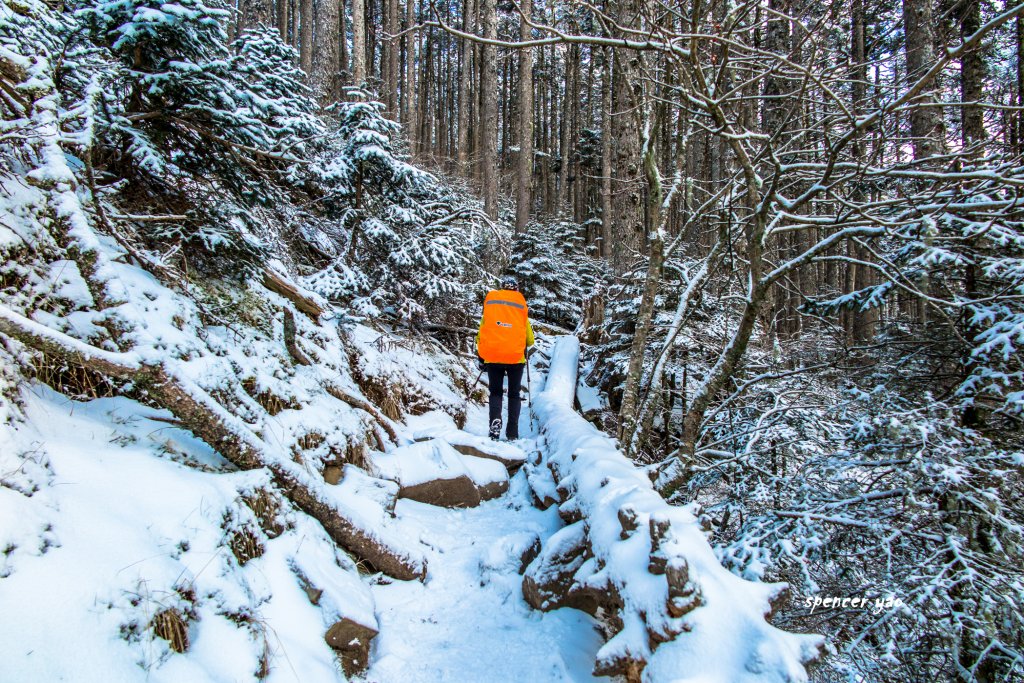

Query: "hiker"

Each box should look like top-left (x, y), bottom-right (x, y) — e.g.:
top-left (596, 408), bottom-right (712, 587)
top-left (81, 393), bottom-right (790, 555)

top-left (476, 276), bottom-right (535, 441)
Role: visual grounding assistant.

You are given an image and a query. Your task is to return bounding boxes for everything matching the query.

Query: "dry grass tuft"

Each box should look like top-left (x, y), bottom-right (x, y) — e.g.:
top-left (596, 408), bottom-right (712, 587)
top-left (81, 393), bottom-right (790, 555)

top-left (242, 489), bottom-right (284, 538)
top-left (30, 354), bottom-right (117, 400)
top-left (151, 607), bottom-right (189, 653)
top-left (241, 378), bottom-right (299, 416)
top-left (296, 431), bottom-right (325, 451)
top-left (229, 526), bottom-right (264, 565)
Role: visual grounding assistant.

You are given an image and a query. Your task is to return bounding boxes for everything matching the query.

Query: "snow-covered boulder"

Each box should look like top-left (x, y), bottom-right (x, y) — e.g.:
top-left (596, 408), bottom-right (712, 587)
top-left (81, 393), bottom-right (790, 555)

top-left (460, 453), bottom-right (509, 501)
top-left (368, 439), bottom-right (481, 508)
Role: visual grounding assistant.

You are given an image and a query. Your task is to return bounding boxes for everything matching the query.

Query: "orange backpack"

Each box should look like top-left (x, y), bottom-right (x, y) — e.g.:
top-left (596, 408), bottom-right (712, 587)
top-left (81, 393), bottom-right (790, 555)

top-left (477, 289), bottom-right (529, 364)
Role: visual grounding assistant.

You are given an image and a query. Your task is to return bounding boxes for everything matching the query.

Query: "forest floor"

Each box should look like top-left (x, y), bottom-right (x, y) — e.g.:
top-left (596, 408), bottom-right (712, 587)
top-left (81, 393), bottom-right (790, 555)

top-left (363, 366), bottom-right (607, 682)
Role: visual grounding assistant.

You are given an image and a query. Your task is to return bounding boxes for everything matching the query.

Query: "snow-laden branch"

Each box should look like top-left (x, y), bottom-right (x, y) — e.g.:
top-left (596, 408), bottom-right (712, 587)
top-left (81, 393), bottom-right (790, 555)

top-left (526, 336), bottom-right (825, 681)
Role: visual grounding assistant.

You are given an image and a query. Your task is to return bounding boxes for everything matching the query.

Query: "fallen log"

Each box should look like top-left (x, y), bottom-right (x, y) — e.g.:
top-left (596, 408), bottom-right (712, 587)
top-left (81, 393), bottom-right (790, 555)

top-left (261, 267), bottom-right (324, 321)
top-left (525, 336), bottom-right (825, 682)
top-left (0, 305), bottom-right (425, 581)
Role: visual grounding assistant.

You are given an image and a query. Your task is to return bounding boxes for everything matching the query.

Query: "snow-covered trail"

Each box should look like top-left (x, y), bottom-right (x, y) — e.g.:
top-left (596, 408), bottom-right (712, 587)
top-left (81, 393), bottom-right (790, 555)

top-left (363, 362), bottom-right (606, 683)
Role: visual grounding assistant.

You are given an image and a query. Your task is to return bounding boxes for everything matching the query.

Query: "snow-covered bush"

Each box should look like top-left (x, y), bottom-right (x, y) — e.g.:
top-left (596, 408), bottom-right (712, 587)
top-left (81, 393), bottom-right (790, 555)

top-left (691, 375), bottom-right (1024, 682)
top-left (300, 94), bottom-right (495, 324)
top-left (509, 219), bottom-right (607, 328)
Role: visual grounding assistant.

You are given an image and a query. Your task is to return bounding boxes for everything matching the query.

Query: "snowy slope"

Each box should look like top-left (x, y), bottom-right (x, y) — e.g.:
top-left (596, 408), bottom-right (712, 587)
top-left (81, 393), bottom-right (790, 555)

top-left (0, 315), bottom-right (601, 682)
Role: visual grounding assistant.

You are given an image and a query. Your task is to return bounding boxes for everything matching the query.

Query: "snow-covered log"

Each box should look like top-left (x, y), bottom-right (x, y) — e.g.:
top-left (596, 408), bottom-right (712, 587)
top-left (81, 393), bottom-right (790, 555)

top-left (0, 304), bottom-right (426, 581)
top-left (526, 335), bottom-right (826, 682)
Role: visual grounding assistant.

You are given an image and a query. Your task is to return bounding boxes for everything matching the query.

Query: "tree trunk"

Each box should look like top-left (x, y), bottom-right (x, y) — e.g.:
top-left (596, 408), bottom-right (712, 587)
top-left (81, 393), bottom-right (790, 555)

top-left (456, 0), bottom-right (475, 171)
top-left (300, 0), bottom-right (313, 74)
top-left (385, 0), bottom-right (399, 115)
top-left (600, 48), bottom-right (613, 260)
top-left (312, 0), bottom-right (341, 103)
top-left (277, 0), bottom-right (289, 41)
top-left (609, 0), bottom-right (644, 274)
top-left (0, 306), bottom-right (425, 581)
top-left (479, 0), bottom-right (498, 219)
top-left (516, 0), bottom-right (534, 232)
top-left (618, 121), bottom-right (665, 455)
top-left (960, 0), bottom-right (985, 151)
top-left (557, 46), bottom-right (576, 215)
top-left (241, 0), bottom-right (273, 32)
top-left (902, 0), bottom-right (946, 161)
top-left (352, 0), bottom-right (367, 86)
top-left (404, 0), bottom-right (417, 145)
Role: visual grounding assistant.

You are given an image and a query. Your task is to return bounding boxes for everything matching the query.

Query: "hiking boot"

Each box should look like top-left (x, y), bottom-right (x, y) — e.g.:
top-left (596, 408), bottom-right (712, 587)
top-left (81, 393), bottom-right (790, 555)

top-left (489, 419), bottom-right (502, 441)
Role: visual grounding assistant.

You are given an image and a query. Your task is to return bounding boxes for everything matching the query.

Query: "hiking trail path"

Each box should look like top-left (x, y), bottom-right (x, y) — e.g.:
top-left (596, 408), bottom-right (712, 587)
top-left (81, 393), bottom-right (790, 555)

top-left (362, 337), bottom-right (605, 682)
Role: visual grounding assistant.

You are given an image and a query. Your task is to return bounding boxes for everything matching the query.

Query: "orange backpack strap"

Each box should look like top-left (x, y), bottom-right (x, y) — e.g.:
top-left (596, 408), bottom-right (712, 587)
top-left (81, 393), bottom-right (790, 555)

top-left (477, 289), bottom-right (529, 364)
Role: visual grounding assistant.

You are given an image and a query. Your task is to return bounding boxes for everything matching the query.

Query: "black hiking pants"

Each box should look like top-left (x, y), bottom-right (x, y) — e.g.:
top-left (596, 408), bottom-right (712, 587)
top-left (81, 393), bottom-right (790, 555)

top-left (486, 362), bottom-right (525, 440)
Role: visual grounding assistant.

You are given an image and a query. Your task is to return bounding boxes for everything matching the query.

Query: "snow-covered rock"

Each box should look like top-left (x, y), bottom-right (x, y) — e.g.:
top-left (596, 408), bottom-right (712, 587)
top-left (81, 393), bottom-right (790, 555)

top-left (460, 452), bottom-right (509, 501)
top-left (368, 439), bottom-right (482, 508)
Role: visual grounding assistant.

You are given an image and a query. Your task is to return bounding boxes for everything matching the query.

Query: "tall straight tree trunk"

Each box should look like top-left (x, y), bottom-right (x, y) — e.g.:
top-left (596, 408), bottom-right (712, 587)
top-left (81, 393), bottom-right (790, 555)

top-left (339, 0), bottom-right (347, 84)
top-left (404, 0), bottom-right (417, 145)
top-left (763, 0), bottom-right (791, 342)
top-left (903, 0), bottom-right (944, 325)
top-left (419, 31), bottom-right (433, 153)
top-left (300, 0), bottom-right (313, 74)
top-left (557, 45), bottom-right (576, 215)
top-left (609, 0), bottom-right (644, 274)
top-left (501, 55), bottom-right (512, 171)
top-left (516, 0), bottom-right (534, 232)
top-left (291, 0), bottom-right (300, 49)
top-left (600, 48), bottom-right (613, 260)
top-left (241, 0), bottom-right (273, 31)
top-left (1017, 14), bottom-right (1024, 155)
top-left (312, 0), bottom-right (341, 103)
top-left (902, 0), bottom-right (946, 160)
top-left (352, 0), bottom-right (367, 86)
top-left (479, 0), bottom-right (498, 219)
top-left (960, 0), bottom-right (985, 151)
top-left (385, 0), bottom-right (399, 115)
top-left (277, 0), bottom-right (289, 41)
top-left (366, 0), bottom-right (377, 84)
top-left (547, 63), bottom-right (558, 213)
top-left (850, 0), bottom-right (877, 342)
top-left (457, 0), bottom-right (476, 172)
top-left (537, 46), bottom-right (549, 214)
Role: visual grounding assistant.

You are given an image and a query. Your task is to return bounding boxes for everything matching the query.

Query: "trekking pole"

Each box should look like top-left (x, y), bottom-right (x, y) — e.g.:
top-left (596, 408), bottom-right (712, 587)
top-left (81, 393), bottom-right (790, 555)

top-left (525, 354), bottom-right (536, 431)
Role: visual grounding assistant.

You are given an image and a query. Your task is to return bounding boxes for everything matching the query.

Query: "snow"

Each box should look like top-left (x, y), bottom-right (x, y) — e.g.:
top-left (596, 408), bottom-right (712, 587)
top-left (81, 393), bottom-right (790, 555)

top-left (365, 468), bottom-right (606, 683)
top-left (0, 386), bottom-right (363, 683)
top-left (575, 378), bottom-right (605, 414)
top-left (406, 410), bottom-right (528, 468)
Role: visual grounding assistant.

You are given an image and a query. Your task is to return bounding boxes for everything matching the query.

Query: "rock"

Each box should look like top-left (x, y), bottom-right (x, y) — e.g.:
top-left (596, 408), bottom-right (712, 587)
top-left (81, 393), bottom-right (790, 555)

top-left (524, 452), bottom-right (558, 509)
top-left (369, 440), bottom-right (482, 508)
top-left (522, 521), bottom-right (601, 615)
top-left (478, 531), bottom-right (542, 579)
top-left (325, 617), bottom-right (378, 676)
top-left (460, 453), bottom-right (510, 501)
top-left (450, 441), bottom-right (526, 471)
top-left (518, 533), bottom-right (542, 574)
top-left (323, 464), bottom-right (343, 485)
top-left (400, 475), bottom-right (481, 508)
top-left (333, 465), bottom-right (399, 516)
top-left (406, 412), bottom-right (527, 470)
